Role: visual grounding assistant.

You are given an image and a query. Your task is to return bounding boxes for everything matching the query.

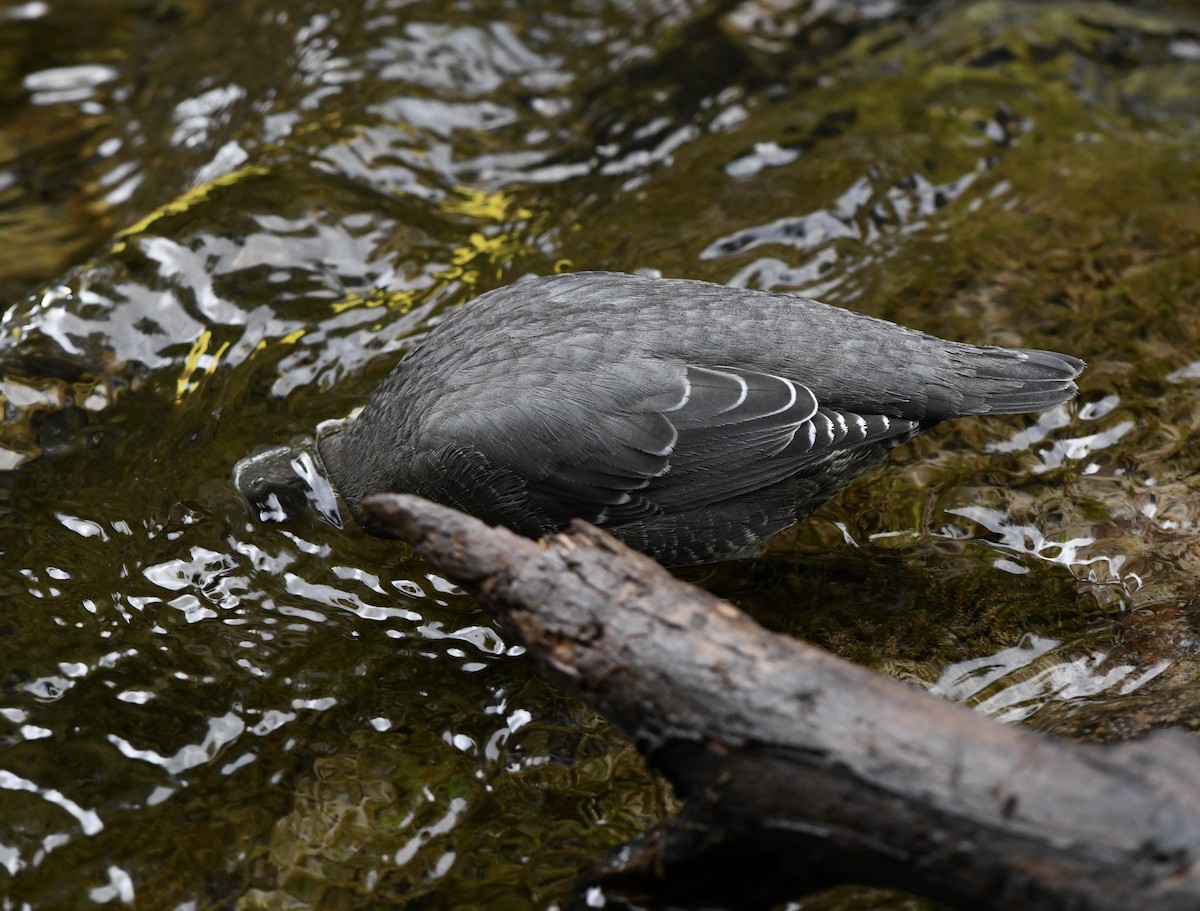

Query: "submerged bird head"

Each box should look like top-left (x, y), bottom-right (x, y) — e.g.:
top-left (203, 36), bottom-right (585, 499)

top-left (232, 429), bottom-right (344, 529)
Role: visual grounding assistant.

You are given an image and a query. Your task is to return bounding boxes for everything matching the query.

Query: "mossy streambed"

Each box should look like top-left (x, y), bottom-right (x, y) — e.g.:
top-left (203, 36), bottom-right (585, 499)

top-left (1, 0), bottom-right (1199, 908)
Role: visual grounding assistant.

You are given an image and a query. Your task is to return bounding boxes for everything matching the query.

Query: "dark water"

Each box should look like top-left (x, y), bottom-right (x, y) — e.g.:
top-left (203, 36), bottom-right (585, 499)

top-left (2, 0), bottom-right (1199, 908)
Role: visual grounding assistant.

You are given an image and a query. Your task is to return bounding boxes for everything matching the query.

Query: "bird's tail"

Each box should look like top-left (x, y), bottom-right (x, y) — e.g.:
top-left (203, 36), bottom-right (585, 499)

top-left (935, 345), bottom-right (1085, 419)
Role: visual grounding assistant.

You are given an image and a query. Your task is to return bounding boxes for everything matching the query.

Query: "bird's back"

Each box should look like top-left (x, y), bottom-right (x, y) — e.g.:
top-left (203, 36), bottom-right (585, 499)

top-left (382, 271), bottom-right (1079, 422)
top-left (319, 271), bottom-right (1083, 564)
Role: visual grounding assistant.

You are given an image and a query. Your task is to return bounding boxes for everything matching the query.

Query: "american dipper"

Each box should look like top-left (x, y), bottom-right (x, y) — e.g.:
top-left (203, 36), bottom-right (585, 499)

top-left (242, 271), bottom-right (1084, 565)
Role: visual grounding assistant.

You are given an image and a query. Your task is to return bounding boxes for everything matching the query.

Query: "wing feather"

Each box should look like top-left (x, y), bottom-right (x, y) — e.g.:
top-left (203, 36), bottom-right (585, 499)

top-left (522, 365), bottom-right (917, 527)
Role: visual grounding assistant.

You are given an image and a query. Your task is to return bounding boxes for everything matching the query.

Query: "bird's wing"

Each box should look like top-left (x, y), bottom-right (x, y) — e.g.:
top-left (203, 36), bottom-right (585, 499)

top-left (508, 364), bottom-right (917, 528)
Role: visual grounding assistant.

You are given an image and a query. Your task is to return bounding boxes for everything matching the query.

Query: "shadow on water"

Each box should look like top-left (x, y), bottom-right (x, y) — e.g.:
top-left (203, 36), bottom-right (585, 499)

top-left (2, 0), bottom-right (1200, 908)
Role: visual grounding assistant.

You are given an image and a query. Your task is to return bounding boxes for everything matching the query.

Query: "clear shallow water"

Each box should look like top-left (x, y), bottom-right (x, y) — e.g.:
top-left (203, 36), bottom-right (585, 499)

top-left (2, 0), bottom-right (1200, 908)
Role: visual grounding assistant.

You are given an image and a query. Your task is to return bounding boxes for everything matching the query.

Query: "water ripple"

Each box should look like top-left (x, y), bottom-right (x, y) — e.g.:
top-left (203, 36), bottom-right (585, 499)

top-left (930, 634), bottom-right (1173, 723)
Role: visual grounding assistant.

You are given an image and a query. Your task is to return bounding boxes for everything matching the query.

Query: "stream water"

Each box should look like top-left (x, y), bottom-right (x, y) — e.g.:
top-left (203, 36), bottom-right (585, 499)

top-left (2, 1), bottom-right (1199, 908)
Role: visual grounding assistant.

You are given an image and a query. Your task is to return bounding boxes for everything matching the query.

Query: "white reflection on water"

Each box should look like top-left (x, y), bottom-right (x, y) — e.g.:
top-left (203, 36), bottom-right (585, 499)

top-left (23, 64), bottom-right (119, 106)
top-left (3, 2), bottom-right (48, 20)
top-left (930, 634), bottom-right (1172, 723)
top-left (724, 141), bottom-right (802, 179)
top-left (171, 84), bottom-right (247, 150)
top-left (87, 864), bottom-right (135, 905)
top-left (107, 712), bottom-right (246, 775)
top-left (0, 769), bottom-right (104, 836)
top-left (945, 505), bottom-right (1129, 587)
top-left (717, 164), bottom-right (990, 298)
top-left (481, 709), bottom-right (533, 764)
top-left (699, 103), bottom-right (1039, 300)
top-left (392, 795), bottom-right (467, 868)
top-left (1167, 360), bottom-right (1200, 382)
top-left (984, 398), bottom-right (1133, 473)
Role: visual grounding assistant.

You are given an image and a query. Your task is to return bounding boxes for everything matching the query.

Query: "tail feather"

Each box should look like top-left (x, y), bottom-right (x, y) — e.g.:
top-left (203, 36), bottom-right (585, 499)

top-left (937, 345), bottom-right (1085, 419)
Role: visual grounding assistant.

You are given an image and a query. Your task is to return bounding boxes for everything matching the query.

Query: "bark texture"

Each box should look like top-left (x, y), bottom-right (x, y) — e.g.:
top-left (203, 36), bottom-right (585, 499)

top-left (359, 493), bottom-right (1200, 911)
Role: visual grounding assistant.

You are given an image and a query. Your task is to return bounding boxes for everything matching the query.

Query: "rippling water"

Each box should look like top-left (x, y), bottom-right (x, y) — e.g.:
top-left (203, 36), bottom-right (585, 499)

top-left (2, 0), bottom-right (1200, 908)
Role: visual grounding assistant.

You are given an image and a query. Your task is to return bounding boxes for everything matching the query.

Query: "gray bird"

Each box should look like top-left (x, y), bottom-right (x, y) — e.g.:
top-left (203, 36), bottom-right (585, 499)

top-left (276, 274), bottom-right (1084, 566)
top-left (239, 271), bottom-right (1084, 566)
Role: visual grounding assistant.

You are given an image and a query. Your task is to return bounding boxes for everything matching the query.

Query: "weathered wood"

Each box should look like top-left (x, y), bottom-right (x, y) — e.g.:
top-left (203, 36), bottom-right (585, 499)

top-left (359, 493), bottom-right (1200, 911)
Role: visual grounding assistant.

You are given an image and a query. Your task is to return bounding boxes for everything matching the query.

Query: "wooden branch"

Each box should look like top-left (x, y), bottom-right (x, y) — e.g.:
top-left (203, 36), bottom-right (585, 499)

top-left (358, 493), bottom-right (1200, 911)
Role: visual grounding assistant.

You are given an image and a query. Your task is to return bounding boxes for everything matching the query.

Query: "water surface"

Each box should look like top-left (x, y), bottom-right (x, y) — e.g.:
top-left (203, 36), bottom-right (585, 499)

top-left (2, 0), bottom-right (1200, 908)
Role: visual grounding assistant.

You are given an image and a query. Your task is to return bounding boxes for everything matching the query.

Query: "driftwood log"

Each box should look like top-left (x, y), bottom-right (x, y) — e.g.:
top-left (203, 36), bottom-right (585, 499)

top-left (358, 493), bottom-right (1200, 911)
